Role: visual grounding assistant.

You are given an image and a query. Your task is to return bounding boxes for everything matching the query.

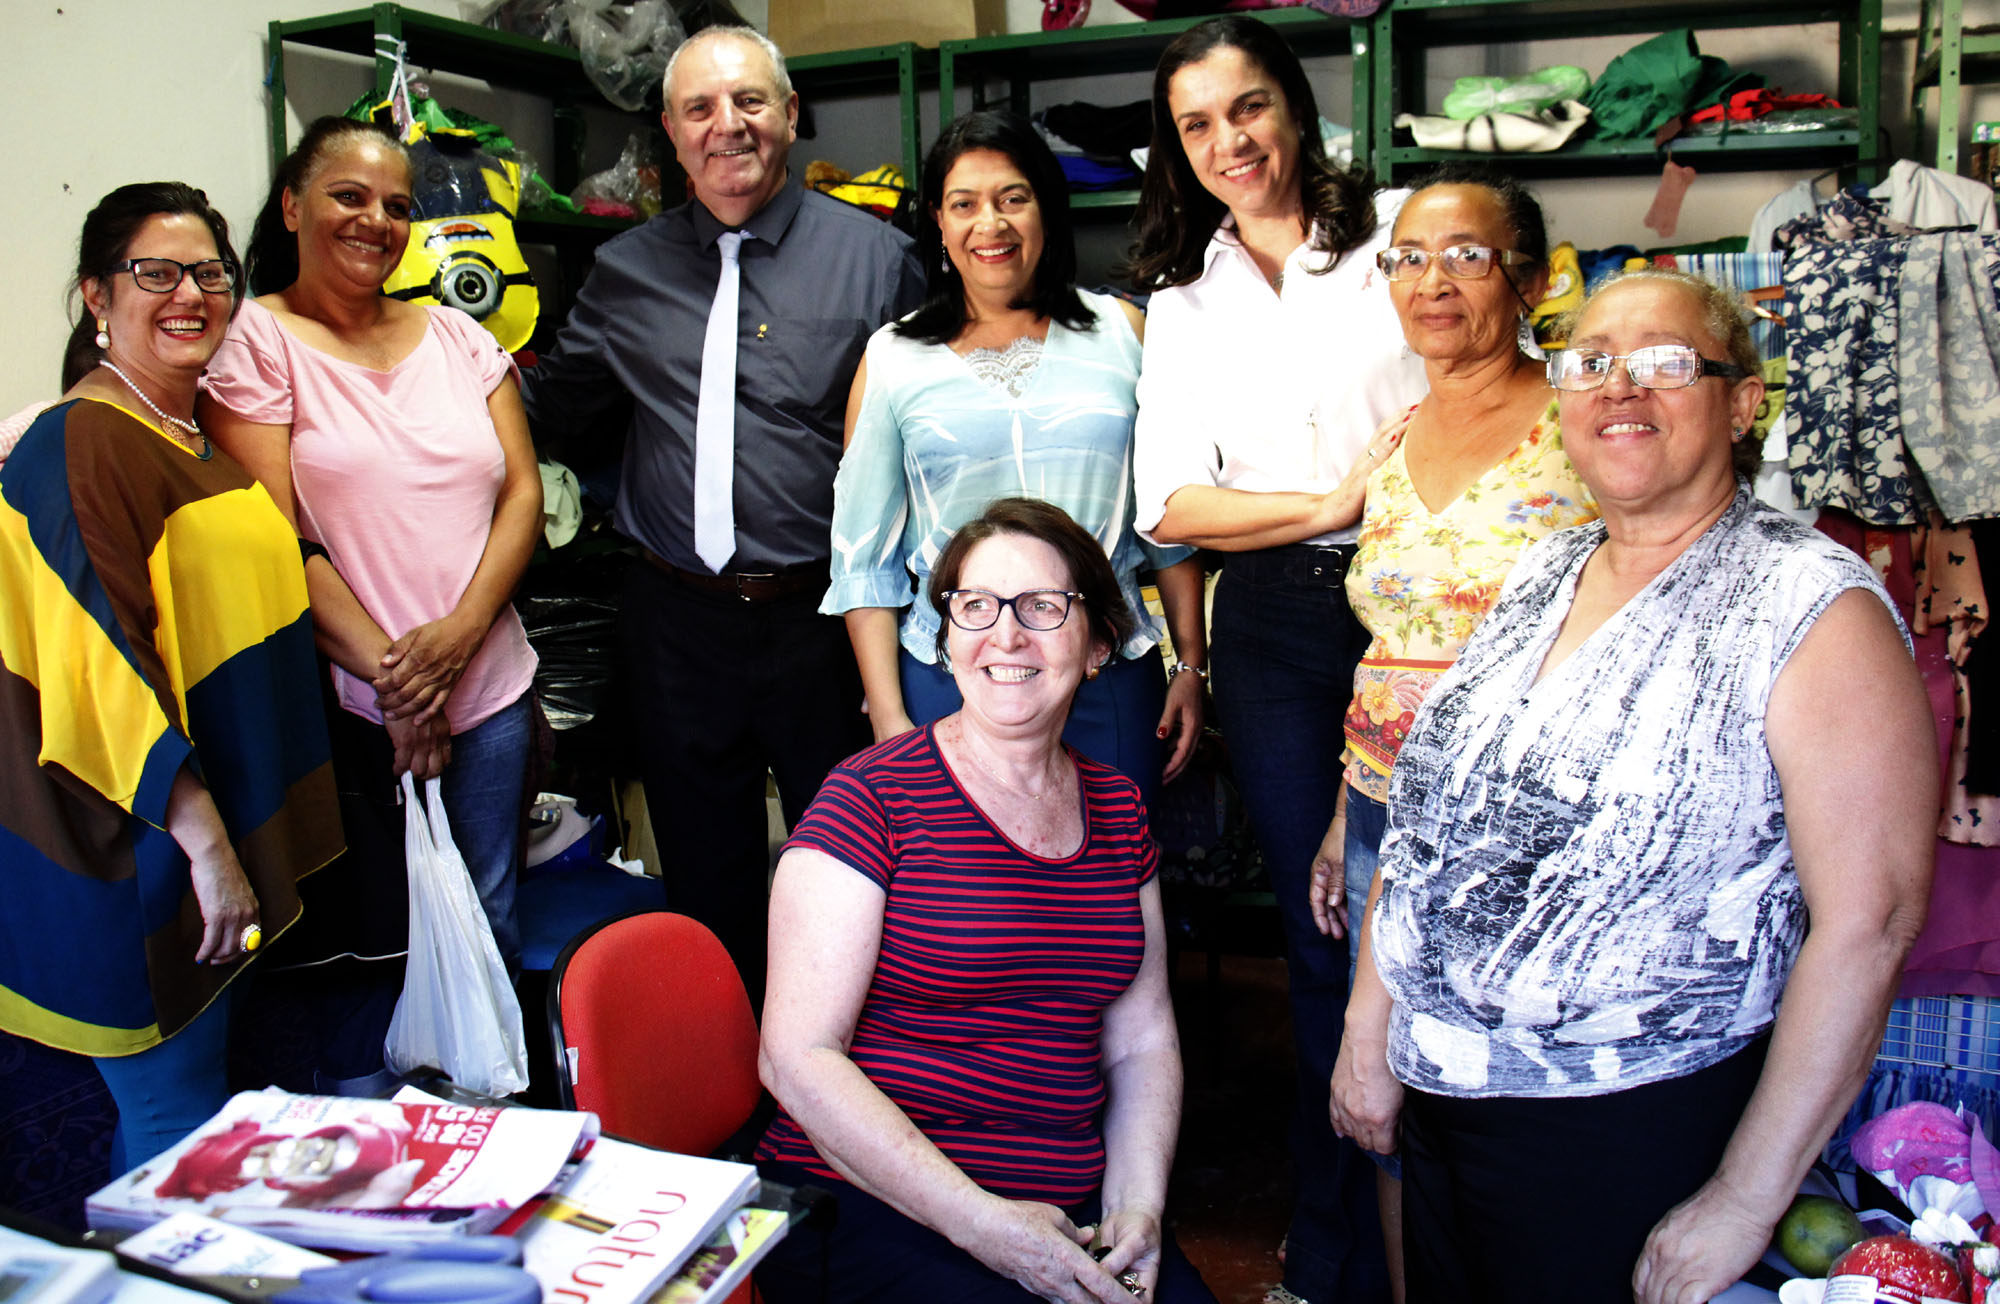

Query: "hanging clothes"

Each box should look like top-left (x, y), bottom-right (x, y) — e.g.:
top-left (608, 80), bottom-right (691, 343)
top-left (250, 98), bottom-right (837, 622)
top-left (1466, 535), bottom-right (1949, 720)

top-left (1873, 158), bottom-right (1999, 233)
top-left (1899, 234), bottom-right (2000, 524)
top-left (1782, 188), bottom-right (2000, 527)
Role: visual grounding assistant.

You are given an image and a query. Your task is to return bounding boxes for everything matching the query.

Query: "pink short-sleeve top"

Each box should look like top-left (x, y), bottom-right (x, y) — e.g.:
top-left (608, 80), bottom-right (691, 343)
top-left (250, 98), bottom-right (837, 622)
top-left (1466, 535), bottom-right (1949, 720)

top-left (203, 300), bottom-right (536, 734)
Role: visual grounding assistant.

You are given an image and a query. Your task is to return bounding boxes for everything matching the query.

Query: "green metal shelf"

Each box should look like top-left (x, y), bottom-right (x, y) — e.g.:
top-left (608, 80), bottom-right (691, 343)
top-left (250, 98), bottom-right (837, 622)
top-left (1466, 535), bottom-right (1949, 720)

top-left (787, 42), bottom-right (937, 186)
top-left (1379, 126), bottom-right (1862, 177)
top-left (940, 6), bottom-right (1370, 202)
top-left (1366, 0), bottom-right (1883, 185)
top-left (1912, 0), bottom-right (2000, 175)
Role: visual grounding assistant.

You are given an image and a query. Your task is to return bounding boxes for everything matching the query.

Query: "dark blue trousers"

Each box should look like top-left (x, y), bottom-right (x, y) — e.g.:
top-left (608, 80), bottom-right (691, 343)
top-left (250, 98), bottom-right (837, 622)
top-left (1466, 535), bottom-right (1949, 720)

top-left (1209, 544), bottom-right (1387, 1304)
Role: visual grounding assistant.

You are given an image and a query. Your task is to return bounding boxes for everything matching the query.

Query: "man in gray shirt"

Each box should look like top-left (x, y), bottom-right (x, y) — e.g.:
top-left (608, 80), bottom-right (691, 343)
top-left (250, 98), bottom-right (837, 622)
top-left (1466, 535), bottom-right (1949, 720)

top-left (522, 26), bottom-right (923, 991)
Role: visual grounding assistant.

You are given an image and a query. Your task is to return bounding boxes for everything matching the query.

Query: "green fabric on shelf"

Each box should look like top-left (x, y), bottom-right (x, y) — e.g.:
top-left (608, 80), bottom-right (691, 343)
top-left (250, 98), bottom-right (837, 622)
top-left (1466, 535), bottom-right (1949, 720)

top-left (1582, 30), bottom-right (1763, 140)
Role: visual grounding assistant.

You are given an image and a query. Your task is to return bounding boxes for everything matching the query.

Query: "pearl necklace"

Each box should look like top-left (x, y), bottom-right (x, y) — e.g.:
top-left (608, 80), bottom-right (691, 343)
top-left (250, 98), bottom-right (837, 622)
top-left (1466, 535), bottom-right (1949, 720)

top-left (98, 360), bottom-right (212, 460)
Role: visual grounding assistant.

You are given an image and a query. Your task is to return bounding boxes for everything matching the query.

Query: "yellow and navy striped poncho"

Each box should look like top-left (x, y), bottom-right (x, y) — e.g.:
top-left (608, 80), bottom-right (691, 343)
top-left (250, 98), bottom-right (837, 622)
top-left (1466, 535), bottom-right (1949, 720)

top-left (0, 398), bottom-right (341, 1057)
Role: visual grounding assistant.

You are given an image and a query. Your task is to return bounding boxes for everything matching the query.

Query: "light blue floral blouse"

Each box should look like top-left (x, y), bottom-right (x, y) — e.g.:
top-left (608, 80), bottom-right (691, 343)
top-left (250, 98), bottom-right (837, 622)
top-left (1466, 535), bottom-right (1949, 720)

top-left (822, 290), bottom-right (1191, 663)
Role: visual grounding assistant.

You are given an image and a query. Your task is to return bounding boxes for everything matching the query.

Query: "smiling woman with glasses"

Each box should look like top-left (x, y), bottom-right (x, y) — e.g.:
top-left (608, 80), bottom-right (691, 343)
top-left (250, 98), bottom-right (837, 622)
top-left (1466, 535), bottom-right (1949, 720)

top-left (0, 181), bottom-right (340, 1169)
top-left (1312, 162), bottom-right (1596, 1301)
top-left (1334, 267), bottom-right (1934, 1303)
top-left (757, 498), bottom-right (1219, 1304)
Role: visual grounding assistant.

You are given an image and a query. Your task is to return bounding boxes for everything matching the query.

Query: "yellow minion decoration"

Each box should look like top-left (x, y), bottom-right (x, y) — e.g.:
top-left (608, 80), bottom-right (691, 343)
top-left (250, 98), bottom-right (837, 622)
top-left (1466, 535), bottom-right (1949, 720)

top-left (383, 129), bottom-right (541, 352)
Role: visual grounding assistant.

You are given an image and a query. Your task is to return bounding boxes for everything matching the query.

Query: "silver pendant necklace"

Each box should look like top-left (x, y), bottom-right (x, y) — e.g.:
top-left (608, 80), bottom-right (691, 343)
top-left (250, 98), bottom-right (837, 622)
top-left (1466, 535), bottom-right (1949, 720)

top-left (98, 360), bottom-right (212, 460)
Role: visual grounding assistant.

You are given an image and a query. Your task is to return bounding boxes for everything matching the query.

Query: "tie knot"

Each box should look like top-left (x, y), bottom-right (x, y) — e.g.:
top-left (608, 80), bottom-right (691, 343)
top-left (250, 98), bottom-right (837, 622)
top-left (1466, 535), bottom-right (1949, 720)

top-left (718, 230), bottom-right (745, 262)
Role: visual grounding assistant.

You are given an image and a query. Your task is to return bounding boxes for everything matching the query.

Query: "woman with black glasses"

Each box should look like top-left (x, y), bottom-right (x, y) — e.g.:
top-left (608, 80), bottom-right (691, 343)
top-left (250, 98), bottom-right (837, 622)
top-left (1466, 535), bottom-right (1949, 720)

top-left (760, 499), bottom-right (1216, 1304)
top-left (1332, 269), bottom-right (1933, 1301)
top-left (0, 183), bottom-right (340, 1165)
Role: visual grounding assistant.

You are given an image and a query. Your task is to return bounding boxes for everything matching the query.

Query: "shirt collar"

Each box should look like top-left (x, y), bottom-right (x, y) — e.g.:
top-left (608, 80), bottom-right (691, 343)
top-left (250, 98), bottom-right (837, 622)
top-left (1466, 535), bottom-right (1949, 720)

top-left (690, 176), bottom-right (805, 252)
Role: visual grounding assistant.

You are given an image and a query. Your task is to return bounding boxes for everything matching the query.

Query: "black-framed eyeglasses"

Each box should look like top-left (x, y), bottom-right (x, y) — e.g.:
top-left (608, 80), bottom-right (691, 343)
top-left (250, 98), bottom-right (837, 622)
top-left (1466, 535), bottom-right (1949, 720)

top-left (111, 258), bottom-right (239, 295)
top-left (1546, 345), bottom-right (1751, 392)
top-left (942, 589), bottom-right (1082, 633)
top-left (1375, 244), bottom-right (1535, 282)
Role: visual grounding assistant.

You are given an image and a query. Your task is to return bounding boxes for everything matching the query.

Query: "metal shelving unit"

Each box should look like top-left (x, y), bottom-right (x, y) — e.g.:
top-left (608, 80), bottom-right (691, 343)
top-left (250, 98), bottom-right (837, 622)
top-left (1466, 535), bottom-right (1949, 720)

top-left (939, 7), bottom-right (1370, 214)
top-left (788, 42), bottom-right (937, 186)
top-left (1364, 0), bottom-right (1884, 184)
top-left (1912, 0), bottom-right (2000, 175)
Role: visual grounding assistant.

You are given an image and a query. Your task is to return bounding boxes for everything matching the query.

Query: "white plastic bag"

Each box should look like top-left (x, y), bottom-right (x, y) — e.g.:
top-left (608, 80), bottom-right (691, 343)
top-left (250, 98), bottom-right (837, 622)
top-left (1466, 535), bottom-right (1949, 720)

top-left (385, 774), bottom-right (530, 1097)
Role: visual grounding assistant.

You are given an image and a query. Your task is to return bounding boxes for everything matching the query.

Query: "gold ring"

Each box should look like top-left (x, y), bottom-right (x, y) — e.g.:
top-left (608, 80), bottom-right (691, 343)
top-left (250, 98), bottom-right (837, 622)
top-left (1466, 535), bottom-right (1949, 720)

top-left (239, 924), bottom-right (263, 954)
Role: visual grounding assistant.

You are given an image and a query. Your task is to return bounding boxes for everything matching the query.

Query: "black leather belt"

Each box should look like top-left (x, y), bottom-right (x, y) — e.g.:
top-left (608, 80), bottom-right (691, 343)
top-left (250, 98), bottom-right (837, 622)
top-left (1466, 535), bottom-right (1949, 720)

top-left (1224, 542), bottom-right (1359, 586)
top-left (642, 550), bottom-right (829, 603)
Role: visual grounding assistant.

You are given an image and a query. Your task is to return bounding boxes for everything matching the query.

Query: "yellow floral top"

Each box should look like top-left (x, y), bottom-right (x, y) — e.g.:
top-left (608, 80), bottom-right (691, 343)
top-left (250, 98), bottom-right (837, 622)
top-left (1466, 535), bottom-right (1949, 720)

top-left (1342, 400), bottom-right (1597, 803)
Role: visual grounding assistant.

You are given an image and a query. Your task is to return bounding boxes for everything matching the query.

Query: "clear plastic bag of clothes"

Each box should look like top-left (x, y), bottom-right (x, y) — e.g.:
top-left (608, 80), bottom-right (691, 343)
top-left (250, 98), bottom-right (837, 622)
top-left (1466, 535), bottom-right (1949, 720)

top-left (561, 0), bottom-right (684, 110)
top-left (464, 0), bottom-right (568, 44)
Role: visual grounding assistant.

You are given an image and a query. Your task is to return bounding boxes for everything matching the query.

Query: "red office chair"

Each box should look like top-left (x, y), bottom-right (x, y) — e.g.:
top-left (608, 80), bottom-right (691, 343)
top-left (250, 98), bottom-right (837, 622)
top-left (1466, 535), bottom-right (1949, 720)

top-left (548, 911), bottom-right (767, 1304)
top-left (546, 909), bottom-right (764, 1156)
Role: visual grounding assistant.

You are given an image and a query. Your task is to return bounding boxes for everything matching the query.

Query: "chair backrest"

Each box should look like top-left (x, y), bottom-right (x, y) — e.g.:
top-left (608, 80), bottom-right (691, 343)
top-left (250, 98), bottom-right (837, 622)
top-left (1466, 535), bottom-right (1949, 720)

top-left (546, 910), bottom-right (762, 1157)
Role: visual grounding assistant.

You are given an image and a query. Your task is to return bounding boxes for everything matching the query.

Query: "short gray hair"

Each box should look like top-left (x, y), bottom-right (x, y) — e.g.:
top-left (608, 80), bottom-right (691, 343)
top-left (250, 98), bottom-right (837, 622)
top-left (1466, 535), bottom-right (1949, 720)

top-left (661, 26), bottom-right (793, 112)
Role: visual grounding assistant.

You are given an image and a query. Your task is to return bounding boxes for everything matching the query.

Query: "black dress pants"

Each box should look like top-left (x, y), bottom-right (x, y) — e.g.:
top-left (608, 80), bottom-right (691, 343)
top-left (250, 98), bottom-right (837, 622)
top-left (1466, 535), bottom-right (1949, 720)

top-left (1400, 1034), bottom-right (1769, 1304)
top-left (616, 560), bottom-right (868, 1005)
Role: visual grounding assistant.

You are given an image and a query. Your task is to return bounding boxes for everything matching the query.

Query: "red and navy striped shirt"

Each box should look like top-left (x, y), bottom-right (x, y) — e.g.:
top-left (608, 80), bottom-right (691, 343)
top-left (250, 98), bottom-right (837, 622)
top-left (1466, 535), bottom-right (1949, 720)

top-left (758, 725), bottom-right (1157, 1204)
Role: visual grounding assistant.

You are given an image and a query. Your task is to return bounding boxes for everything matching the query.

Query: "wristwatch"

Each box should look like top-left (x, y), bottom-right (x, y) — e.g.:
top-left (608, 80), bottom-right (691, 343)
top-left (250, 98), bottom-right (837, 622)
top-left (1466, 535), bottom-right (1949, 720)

top-left (1167, 660), bottom-right (1209, 684)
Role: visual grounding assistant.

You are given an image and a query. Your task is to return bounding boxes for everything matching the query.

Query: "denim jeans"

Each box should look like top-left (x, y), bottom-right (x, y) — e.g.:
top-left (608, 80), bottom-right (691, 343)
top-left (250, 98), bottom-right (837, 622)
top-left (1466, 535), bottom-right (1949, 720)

top-left (1344, 788), bottom-right (1388, 992)
top-left (899, 646), bottom-right (1169, 817)
top-left (440, 693), bottom-right (534, 975)
top-left (1342, 787), bottom-right (1402, 1178)
top-left (1209, 545), bottom-right (1387, 1303)
top-left (96, 984), bottom-right (234, 1170)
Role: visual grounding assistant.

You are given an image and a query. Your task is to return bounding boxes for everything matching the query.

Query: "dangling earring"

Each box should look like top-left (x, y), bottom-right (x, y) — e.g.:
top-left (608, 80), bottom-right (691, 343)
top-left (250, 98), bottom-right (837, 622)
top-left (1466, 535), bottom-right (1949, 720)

top-left (940, 249), bottom-right (951, 273)
top-left (94, 318), bottom-right (110, 350)
top-left (1516, 313), bottom-right (1545, 360)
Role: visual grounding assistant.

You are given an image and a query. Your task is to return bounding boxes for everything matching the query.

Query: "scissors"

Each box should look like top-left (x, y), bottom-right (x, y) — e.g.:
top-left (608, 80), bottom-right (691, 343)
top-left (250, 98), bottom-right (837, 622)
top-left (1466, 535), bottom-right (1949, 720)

top-left (255, 1237), bottom-right (540, 1304)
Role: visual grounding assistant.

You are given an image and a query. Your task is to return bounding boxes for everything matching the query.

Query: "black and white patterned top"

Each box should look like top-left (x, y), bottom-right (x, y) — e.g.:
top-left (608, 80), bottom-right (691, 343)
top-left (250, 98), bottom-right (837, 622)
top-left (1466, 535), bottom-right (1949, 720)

top-left (1372, 487), bottom-right (1906, 1098)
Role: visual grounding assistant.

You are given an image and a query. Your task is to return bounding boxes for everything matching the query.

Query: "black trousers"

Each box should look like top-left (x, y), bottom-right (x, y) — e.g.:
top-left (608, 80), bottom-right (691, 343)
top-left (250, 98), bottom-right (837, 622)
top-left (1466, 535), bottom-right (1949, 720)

top-left (1400, 1035), bottom-right (1770, 1304)
top-left (754, 1162), bottom-right (1218, 1304)
top-left (616, 561), bottom-right (868, 1004)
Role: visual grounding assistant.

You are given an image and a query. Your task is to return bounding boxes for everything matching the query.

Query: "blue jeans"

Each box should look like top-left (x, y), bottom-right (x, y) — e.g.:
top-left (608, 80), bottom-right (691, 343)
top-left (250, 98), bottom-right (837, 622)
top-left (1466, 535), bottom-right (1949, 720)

top-left (899, 646), bottom-right (1169, 817)
top-left (1344, 789), bottom-right (1388, 992)
top-left (96, 984), bottom-right (234, 1170)
top-left (440, 694), bottom-right (534, 975)
top-left (1209, 545), bottom-right (1387, 1304)
top-left (1343, 787), bottom-right (1402, 1178)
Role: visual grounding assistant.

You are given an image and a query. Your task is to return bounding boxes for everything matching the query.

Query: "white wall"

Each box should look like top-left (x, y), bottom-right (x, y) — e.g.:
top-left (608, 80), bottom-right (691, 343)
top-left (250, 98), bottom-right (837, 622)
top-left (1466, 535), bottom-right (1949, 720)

top-left (6, 0), bottom-right (1996, 415)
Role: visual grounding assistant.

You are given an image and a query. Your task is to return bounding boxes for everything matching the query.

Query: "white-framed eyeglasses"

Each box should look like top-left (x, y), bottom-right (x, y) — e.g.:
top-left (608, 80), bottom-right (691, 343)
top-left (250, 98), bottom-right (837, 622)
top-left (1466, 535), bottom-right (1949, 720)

top-left (111, 258), bottom-right (239, 294)
top-left (1374, 244), bottom-right (1535, 282)
top-left (1547, 345), bottom-right (1751, 392)
top-left (942, 589), bottom-right (1082, 633)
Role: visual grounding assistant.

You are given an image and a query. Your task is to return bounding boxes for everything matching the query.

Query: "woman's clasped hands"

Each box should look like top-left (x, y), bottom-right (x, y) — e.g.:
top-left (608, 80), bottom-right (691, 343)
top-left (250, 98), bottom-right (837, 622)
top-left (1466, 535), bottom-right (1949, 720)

top-left (965, 1196), bottom-right (1156, 1303)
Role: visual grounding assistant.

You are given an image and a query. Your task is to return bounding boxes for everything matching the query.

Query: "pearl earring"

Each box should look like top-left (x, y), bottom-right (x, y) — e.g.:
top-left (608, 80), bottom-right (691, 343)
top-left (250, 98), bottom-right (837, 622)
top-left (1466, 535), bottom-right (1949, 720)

top-left (95, 319), bottom-right (110, 350)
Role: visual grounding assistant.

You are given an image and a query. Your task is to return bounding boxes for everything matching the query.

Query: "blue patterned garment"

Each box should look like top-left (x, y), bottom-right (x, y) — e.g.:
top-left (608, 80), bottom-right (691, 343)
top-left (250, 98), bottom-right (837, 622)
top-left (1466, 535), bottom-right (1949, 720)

top-left (1371, 488), bottom-right (1905, 1098)
top-left (823, 290), bottom-right (1189, 663)
top-left (1781, 189), bottom-right (2000, 526)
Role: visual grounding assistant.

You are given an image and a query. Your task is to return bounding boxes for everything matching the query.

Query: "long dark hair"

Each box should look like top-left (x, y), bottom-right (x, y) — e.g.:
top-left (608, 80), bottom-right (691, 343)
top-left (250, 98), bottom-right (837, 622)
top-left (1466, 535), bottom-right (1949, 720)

top-left (66, 182), bottom-right (239, 387)
top-left (928, 497), bottom-right (1135, 663)
top-left (246, 117), bottom-right (409, 296)
top-left (1121, 15), bottom-right (1377, 291)
top-left (895, 110), bottom-right (1096, 347)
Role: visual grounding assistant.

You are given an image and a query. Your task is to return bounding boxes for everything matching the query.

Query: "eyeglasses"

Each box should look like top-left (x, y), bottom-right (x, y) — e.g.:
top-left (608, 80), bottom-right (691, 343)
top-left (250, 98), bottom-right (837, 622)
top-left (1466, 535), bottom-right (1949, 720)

top-left (941, 589), bottom-right (1082, 633)
top-left (1375, 244), bottom-right (1535, 281)
top-left (1546, 345), bottom-right (1751, 392)
top-left (111, 258), bottom-right (239, 295)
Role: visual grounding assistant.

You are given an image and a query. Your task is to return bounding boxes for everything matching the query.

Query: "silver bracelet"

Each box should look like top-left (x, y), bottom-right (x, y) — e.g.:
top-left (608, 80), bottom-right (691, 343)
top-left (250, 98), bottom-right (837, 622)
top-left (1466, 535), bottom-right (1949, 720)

top-left (1167, 660), bottom-right (1209, 683)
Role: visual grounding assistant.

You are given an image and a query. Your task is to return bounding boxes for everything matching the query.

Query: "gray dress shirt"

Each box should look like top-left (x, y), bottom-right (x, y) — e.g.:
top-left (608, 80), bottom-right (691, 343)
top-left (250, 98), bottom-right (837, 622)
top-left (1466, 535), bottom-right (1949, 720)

top-left (522, 182), bottom-right (924, 571)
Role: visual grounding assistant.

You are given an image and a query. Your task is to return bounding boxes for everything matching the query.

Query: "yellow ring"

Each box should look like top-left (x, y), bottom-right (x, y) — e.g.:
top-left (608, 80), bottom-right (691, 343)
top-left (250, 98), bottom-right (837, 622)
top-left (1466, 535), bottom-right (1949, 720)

top-left (239, 924), bottom-right (263, 954)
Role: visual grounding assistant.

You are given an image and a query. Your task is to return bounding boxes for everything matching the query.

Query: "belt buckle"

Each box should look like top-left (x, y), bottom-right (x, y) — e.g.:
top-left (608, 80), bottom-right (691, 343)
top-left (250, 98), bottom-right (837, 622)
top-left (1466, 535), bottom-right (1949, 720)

top-left (734, 571), bottom-right (779, 601)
